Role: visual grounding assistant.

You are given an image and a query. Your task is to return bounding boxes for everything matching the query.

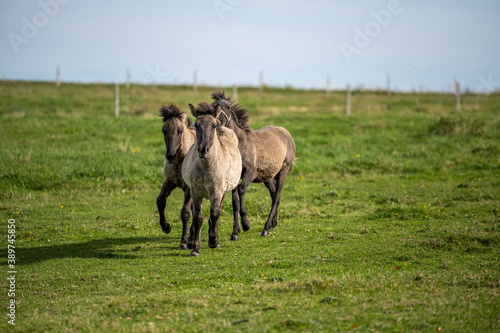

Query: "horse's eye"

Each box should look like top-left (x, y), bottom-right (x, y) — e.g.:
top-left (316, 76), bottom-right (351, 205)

top-left (178, 128), bottom-right (183, 134)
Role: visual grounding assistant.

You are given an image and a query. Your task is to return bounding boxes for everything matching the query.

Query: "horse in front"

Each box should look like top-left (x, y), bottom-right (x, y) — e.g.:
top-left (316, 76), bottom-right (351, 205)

top-left (182, 102), bottom-right (242, 256)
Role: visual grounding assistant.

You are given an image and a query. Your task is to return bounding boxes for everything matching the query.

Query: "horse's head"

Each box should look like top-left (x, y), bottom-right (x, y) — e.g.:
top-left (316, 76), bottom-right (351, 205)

top-left (189, 102), bottom-right (222, 159)
top-left (159, 104), bottom-right (189, 163)
top-left (210, 90), bottom-right (249, 130)
top-left (210, 91), bottom-right (234, 127)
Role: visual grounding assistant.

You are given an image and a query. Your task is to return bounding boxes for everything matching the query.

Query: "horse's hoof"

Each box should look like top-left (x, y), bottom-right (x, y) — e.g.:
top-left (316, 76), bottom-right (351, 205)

top-left (179, 244), bottom-right (188, 250)
top-left (242, 222), bottom-right (251, 232)
top-left (161, 223), bottom-right (171, 234)
top-left (230, 235), bottom-right (239, 241)
top-left (190, 251), bottom-right (200, 256)
top-left (208, 242), bottom-right (220, 249)
top-left (260, 230), bottom-right (269, 237)
top-left (187, 242), bottom-right (194, 250)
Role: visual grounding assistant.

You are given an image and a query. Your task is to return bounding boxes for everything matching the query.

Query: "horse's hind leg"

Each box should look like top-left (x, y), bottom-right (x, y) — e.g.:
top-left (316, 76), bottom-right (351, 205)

top-left (179, 187), bottom-right (192, 250)
top-left (157, 181), bottom-right (176, 234)
top-left (261, 164), bottom-right (291, 237)
top-left (264, 179), bottom-right (278, 229)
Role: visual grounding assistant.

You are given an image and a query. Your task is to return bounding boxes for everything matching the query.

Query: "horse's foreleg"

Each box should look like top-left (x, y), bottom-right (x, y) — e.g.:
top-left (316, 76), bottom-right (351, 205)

top-left (230, 188), bottom-right (241, 241)
top-left (156, 181), bottom-right (176, 234)
top-left (179, 187), bottom-right (192, 250)
top-left (238, 169), bottom-right (256, 231)
top-left (187, 201), bottom-right (195, 249)
top-left (261, 164), bottom-right (291, 237)
top-left (208, 193), bottom-right (223, 249)
top-left (190, 195), bottom-right (203, 256)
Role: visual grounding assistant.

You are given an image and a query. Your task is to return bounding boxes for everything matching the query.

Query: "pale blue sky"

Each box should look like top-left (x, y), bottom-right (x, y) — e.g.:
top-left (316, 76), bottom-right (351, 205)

top-left (1, 0), bottom-right (499, 92)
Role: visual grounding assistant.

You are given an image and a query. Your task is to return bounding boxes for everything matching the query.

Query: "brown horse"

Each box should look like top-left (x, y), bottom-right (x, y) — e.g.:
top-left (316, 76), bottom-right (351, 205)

top-left (182, 102), bottom-right (242, 256)
top-left (211, 92), bottom-right (296, 238)
top-left (156, 104), bottom-right (196, 249)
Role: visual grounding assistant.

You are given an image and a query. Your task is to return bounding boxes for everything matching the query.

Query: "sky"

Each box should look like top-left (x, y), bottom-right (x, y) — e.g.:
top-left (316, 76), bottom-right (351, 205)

top-left (1, 0), bottom-right (499, 92)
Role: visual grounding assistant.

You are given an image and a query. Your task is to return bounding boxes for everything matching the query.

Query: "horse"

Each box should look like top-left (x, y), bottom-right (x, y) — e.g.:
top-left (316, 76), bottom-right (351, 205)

top-left (156, 104), bottom-right (196, 250)
top-left (182, 102), bottom-right (242, 256)
top-left (211, 91), bottom-right (296, 238)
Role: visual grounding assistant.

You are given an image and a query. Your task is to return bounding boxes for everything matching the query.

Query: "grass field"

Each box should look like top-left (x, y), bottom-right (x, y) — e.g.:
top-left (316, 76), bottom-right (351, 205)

top-left (1, 81), bottom-right (499, 332)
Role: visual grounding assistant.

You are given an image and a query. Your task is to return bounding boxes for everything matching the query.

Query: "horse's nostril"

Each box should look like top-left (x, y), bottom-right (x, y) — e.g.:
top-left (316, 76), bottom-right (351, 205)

top-left (198, 147), bottom-right (209, 158)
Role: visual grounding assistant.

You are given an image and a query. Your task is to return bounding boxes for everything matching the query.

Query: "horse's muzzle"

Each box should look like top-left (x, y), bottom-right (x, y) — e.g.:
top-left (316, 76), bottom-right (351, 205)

top-left (198, 147), bottom-right (209, 158)
top-left (166, 153), bottom-right (176, 163)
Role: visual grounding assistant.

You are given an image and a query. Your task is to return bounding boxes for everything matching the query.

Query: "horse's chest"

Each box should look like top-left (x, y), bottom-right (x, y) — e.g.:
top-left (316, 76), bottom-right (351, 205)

top-left (165, 163), bottom-right (186, 187)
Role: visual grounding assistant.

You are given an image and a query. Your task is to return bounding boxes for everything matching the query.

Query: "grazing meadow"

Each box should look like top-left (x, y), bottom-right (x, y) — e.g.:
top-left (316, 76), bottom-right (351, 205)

top-left (1, 81), bottom-right (499, 332)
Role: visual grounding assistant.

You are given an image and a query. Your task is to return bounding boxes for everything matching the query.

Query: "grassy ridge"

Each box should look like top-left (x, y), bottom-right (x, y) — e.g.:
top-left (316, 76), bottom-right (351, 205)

top-left (1, 81), bottom-right (499, 332)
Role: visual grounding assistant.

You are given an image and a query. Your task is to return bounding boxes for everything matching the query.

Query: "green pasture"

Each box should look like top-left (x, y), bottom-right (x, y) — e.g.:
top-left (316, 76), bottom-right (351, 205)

top-left (0, 81), bottom-right (499, 332)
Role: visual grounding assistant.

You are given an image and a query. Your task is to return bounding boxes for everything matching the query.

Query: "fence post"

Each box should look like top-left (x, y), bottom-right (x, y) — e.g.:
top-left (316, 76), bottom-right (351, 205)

top-left (126, 67), bottom-right (130, 89)
top-left (232, 84), bottom-right (238, 103)
top-left (455, 79), bottom-right (460, 111)
top-left (387, 75), bottom-right (391, 96)
top-left (326, 73), bottom-right (331, 95)
top-left (56, 65), bottom-right (61, 87)
top-left (259, 70), bottom-right (264, 92)
top-left (345, 83), bottom-right (351, 116)
top-left (115, 83), bottom-right (119, 118)
top-left (193, 70), bottom-right (198, 92)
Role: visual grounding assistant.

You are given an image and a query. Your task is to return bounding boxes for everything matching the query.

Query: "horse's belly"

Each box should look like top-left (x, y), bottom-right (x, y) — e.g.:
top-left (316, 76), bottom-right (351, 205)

top-left (254, 162), bottom-right (282, 182)
top-left (253, 144), bottom-right (286, 182)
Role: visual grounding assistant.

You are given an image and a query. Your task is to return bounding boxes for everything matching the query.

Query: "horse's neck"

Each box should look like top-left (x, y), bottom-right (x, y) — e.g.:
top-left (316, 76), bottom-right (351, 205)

top-left (230, 123), bottom-right (248, 139)
top-left (180, 128), bottom-right (196, 157)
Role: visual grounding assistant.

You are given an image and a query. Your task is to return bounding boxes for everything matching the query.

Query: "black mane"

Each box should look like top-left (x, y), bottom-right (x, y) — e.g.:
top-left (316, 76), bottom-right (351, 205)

top-left (193, 102), bottom-right (216, 116)
top-left (210, 91), bottom-right (250, 129)
top-left (159, 104), bottom-right (192, 126)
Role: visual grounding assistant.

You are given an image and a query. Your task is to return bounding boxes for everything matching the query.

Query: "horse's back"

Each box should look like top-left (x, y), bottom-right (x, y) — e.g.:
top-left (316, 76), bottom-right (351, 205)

top-left (252, 126), bottom-right (295, 182)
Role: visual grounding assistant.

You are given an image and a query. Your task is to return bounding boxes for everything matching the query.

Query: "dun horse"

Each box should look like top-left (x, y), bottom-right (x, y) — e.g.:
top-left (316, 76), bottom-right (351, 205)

top-left (156, 104), bottom-right (196, 249)
top-left (182, 102), bottom-right (242, 256)
top-left (211, 92), bottom-right (296, 238)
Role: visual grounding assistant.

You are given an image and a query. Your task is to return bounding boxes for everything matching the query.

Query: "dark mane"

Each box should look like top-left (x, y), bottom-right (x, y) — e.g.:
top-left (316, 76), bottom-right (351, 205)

top-left (210, 91), bottom-right (250, 129)
top-left (159, 104), bottom-right (191, 126)
top-left (193, 102), bottom-right (216, 116)
top-left (210, 91), bottom-right (230, 103)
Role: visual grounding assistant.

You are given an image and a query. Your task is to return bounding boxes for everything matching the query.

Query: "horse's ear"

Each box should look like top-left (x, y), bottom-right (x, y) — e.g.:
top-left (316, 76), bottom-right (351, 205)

top-left (213, 104), bottom-right (221, 118)
top-left (189, 103), bottom-right (197, 118)
top-left (180, 112), bottom-right (187, 123)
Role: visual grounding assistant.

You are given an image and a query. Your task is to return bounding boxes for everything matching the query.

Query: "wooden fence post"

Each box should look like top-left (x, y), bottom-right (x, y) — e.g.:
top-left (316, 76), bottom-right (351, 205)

top-left (126, 67), bottom-right (130, 89)
top-left (259, 71), bottom-right (264, 92)
top-left (193, 70), bottom-right (198, 92)
top-left (326, 73), bottom-right (331, 95)
top-left (115, 83), bottom-right (119, 118)
top-left (455, 80), bottom-right (460, 111)
top-left (232, 84), bottom-right (238, 103)
top-left (56, 65), bottom-right (61, 87)
top-left (345, 83), bottom-right (351, 116)
top-left (387, 75), bottom-right (391, 96)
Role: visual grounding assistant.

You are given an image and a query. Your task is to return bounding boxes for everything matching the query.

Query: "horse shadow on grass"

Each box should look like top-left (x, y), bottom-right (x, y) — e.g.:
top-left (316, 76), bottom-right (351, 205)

top-left (18, 235), bottom-right (186, 265)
